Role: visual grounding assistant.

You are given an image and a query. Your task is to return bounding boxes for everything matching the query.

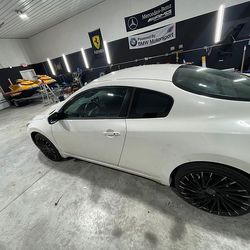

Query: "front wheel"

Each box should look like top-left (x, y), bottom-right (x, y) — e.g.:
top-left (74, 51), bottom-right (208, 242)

top-left (34, 133), bottom-right (63, 161)
top-left (174, 162), bottom-right (250, 216)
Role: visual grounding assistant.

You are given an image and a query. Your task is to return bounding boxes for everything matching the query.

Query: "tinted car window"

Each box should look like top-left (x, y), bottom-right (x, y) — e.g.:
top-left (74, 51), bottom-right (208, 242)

top-left (63, 87), bottom-right (128, 118)
top-left (128, 88), bottom-right (173, 118)
top-left (173, 65), bottom-right (250, 101)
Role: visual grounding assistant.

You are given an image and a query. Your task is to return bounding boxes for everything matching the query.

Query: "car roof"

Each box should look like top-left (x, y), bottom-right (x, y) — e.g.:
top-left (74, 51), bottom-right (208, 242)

top-left (97, 64), bottom-right (182, 82)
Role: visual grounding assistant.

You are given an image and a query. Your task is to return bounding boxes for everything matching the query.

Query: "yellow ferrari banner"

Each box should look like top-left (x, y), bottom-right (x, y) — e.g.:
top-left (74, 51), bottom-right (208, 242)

top-left (88, 29), bottom-right (105, 56)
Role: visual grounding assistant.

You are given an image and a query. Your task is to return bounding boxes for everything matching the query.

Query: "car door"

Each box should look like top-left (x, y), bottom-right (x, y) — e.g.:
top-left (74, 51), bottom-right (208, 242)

top-left (52, 86), bottom-right (131, 166)
top-left (119, 87), bottom-right (174, 179)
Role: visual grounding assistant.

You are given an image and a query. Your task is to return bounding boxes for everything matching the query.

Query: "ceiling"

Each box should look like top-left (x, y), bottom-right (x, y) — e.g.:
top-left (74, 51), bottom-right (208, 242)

top-left (0, 0), bottom-right (105, 39)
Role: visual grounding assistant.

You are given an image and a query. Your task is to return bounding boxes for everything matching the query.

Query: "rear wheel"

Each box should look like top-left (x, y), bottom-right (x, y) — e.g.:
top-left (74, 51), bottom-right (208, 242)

top-left (34, 133), bottom-right (63, 161)
top-left (174, 162), bottom-right (250, 216)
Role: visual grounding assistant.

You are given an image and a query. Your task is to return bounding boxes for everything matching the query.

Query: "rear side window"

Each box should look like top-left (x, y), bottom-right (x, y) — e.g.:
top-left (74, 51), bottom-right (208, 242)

top-left (173, 65), bottom-right (250, 101)
top-left (128, 88), bottom-right (173, 118)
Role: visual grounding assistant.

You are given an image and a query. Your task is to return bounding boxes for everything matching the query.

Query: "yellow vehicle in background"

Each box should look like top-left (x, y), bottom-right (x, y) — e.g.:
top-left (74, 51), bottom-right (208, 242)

top-left (37, 75), bottom-right (57, 85)
top-left (9, 75), bottom-right (56, 94)
top-left (8, 75), bottom-right (56, 96)
top-left (9, 79), bottom-right (38, 93)
top-left (2, 75), bottom-right (57, 106)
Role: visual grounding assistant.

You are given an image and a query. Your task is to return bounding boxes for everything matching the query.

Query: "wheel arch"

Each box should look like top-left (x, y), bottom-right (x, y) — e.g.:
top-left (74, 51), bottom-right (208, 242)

top-left (29, 129), bottom-right (48, 144)
top-left (170, 161), bottom-right (250, 187)
top-left (29, 129), bottom-right (65, 157)
top-left (31, 131), bottom-right (39, 144)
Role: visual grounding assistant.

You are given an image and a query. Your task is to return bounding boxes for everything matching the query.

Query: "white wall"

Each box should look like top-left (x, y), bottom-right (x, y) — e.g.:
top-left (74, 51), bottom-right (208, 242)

top-left (0, 39), bottom-right (31, 68)
top-left (27, 0), bottom-right (249, 63)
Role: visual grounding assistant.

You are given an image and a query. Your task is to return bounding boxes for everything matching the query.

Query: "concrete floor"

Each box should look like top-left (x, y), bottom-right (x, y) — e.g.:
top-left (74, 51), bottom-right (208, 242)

top-left (0, 102), bottom-right (250, 250)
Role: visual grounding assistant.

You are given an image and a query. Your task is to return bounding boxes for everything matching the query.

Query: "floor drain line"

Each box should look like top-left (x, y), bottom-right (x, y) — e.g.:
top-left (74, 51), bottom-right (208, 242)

top-left (0, 169), bottom-right (52, 214)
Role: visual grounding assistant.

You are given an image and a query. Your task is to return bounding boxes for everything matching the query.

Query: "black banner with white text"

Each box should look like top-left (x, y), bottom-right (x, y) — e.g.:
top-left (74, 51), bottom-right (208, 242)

top-left (125, 0), bottom-right (175, 32)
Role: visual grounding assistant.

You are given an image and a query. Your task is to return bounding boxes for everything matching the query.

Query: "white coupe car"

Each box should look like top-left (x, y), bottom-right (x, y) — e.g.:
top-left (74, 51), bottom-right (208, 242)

top-left (27, 64), bottom-right (250, 216)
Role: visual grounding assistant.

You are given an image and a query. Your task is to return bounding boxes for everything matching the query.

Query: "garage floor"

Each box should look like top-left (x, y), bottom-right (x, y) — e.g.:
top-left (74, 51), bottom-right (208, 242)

top-left (0, 103), bottom-right (250, 250)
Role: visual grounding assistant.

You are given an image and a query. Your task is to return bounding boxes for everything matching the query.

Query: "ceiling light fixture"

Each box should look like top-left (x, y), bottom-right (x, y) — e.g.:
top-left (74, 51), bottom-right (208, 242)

top-left (81, 48), bottom-right (89, 69)
top-left (214, 4), bottom-right (225, 43)
top-left (16, 10), bottom-right (29, 20)
top-left (104, 41), bottom-right (111, 64)
top-left (62, 54), bottom-right (71, 73)
top-left (47, 58), bottom-right (56, 75)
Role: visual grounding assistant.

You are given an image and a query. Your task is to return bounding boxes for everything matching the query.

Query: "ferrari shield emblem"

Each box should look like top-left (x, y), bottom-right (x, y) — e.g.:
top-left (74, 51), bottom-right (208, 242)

top-left (92, 35), bottom-right (101, 50)
top-left (88, 29), bottom-right (104, 55)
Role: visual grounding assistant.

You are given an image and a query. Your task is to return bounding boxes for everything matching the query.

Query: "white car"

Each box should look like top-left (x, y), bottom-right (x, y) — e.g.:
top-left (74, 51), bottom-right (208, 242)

top-left (27, 64), bottom-right (250, 216)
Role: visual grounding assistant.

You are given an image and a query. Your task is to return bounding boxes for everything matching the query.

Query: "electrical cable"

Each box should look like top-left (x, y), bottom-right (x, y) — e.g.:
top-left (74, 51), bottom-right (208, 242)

top-left (67, 38), bottom-right (250, 73)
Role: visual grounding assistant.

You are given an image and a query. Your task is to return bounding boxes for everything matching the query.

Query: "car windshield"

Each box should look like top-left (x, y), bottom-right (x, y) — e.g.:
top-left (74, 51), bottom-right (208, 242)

top-left (172, 65), bottom-right (250, 101)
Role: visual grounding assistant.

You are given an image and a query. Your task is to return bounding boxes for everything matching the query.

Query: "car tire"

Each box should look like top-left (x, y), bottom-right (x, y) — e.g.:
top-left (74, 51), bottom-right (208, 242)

top-left (34, 133), bottom-right (63, 161)
top-left (174, 162), bottom-right (250, 216)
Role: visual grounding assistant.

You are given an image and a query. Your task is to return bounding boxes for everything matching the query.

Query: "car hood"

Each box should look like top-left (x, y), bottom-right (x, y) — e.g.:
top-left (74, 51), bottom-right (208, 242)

top-left (31, 101), bottom-right (65, 121)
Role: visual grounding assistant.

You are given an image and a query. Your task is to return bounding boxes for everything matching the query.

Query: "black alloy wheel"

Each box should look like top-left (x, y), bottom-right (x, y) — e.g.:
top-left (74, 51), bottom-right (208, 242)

top-left (34, 133), bottom-right (63, 161)
top-left (174, 163), bottom-right (250, 216)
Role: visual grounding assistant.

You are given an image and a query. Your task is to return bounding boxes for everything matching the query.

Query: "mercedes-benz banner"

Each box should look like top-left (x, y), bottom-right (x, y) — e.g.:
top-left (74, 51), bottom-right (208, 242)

top-left (125, 0), bottom-right (175, 32)
top-left (128, 23), bottom-right (176, 50)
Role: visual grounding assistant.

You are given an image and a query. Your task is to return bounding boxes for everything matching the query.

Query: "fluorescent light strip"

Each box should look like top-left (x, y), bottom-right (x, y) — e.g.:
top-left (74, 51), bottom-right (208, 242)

top-left (214, 4), bottom-right (225, 43)
top-left (81, 48), bottom-right (89, 69)
top-left (234, 78), bottom-right (247, 83)
top-left (104, 41), bottom-right (111, 64)
top-left (198, 83), bottom-right (207, 88)
top-left (47, 58), bottom-right (56, 75)
top-left (62, 54), bottom-right (71, 73)
top-left (196, 68), bottom-right (207, 72)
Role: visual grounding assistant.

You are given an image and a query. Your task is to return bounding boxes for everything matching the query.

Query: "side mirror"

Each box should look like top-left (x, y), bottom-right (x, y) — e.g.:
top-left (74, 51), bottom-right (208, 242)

top-left (48, 112), bottom-right (65, 124)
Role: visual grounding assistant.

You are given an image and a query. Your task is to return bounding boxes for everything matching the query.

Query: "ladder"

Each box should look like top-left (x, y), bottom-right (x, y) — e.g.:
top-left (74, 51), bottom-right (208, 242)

top-left (39, 83), bottom-right (59, 105)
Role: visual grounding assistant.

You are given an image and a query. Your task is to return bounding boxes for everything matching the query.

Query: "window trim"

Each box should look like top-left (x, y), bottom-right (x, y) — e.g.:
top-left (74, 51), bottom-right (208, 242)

top-left (126, 87), bottom-right (174, 119)
top-left (59, 86), bottom-right (132, 120)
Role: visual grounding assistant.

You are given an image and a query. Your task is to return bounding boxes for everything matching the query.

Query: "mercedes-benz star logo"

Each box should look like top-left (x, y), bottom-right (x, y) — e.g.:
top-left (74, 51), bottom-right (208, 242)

top-left (128, 16), bottom-right (138, 31)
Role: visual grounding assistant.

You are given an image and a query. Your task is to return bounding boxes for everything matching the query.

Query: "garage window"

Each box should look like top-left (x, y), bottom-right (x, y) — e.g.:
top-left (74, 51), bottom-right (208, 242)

top-left (173, 65), bottom-right (250, 101)
top-left (128, 88), bottom-right (174, 118)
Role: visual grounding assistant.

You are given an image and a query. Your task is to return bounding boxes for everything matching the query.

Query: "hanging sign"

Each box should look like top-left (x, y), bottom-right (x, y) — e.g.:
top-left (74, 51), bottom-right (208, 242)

top-left (128, 23), bottom-right (176, 49)
top-left (88, 28), bottom-right (105, 55)
top-left (125, 0), bottom-right (175, 32)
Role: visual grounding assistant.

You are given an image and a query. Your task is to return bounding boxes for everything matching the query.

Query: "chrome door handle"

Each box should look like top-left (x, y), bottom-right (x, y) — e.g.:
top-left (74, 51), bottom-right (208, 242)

top-left (103, 130), bottom-right (120, 137)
